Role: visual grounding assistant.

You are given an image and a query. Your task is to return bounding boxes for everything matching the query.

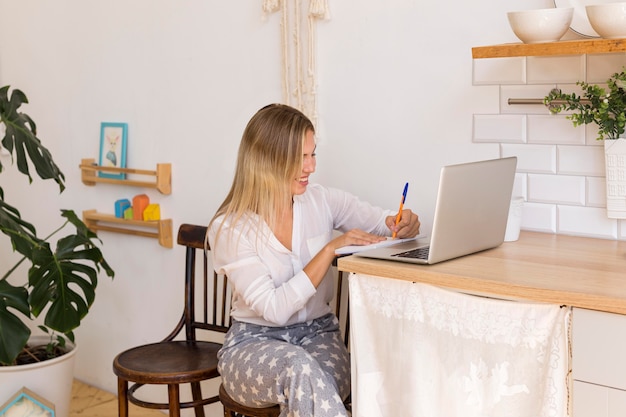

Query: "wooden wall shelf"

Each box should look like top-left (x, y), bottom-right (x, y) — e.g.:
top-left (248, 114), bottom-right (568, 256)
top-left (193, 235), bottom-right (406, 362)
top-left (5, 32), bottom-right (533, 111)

top-left (472, 37), bottom-right (626, 59)
top-left (79, 158), bottom-right (172, 195)
top-left (83, 209), bottom-right (173, 248)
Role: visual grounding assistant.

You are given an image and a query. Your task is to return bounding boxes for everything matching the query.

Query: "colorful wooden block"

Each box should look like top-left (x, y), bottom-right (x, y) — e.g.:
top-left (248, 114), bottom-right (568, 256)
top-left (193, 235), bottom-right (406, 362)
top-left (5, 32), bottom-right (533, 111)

top-left (114, 198), bottom-right (131, 218)
top-left (143, 203), bottom-right (161, 221)
top-left (132, 194), bottom-right (150, 221)
top-left (123, 207), bottom-right (134, 220)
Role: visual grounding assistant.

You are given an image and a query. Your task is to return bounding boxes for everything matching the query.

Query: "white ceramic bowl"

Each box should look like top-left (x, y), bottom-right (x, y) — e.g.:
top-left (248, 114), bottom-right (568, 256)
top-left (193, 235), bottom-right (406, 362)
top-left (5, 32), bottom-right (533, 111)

top-left (586, 3), bottom-right (626, 39)
top-left (507, 8), bottom-right (574, 44)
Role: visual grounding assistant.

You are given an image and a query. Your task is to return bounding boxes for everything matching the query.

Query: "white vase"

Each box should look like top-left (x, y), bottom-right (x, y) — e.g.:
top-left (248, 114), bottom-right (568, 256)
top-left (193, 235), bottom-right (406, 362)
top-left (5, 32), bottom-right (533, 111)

top-left (0, 335), bottom-right (77, 417)
top-left (604, 138), bottom-right (626, 219)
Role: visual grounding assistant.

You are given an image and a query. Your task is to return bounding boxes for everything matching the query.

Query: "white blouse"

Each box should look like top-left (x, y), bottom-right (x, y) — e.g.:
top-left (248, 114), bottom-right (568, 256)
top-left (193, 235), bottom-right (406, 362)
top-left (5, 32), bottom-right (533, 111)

top-left (208, 183), bottom-right (392, 327)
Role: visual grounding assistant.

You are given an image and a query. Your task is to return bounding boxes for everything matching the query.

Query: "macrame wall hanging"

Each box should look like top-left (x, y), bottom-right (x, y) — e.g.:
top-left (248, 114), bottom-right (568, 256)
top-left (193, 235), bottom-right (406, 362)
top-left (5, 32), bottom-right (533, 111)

top-left (262, 0), bottom-right (330, 128)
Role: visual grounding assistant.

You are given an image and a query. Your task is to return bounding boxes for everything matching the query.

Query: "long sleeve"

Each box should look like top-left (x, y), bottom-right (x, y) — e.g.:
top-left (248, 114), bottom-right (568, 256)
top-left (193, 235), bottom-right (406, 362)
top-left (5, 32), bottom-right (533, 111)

top-left (322, 186), bottom-right (393, 236)
top-left (208, 217), bottom-right (317, 326)
top-left (208, 183), bottom-right (393, 327)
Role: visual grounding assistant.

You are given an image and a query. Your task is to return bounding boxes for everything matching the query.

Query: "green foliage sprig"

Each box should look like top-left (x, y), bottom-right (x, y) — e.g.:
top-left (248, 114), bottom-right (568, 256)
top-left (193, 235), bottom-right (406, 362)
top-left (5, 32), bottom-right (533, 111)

top-left (544, 69), bottom-right (626, 140)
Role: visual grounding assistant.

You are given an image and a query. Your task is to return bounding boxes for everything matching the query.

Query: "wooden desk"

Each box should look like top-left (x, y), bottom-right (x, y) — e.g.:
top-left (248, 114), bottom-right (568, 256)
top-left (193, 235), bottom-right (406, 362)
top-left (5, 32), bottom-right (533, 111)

top-left (338, 231), bottom-right (626, 315)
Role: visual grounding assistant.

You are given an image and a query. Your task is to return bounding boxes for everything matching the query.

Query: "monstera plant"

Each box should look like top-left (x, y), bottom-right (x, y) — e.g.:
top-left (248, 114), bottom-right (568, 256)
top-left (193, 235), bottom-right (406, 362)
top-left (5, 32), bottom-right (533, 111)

top-left (0, 85), bottom-right (114, 366)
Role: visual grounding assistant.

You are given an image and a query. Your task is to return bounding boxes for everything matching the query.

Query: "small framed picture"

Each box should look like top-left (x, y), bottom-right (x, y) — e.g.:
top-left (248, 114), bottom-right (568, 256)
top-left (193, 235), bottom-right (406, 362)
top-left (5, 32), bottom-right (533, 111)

top-left (99, 122), bottom-right (128, 179)
top-left (0, 387), bottom-right (55, 417)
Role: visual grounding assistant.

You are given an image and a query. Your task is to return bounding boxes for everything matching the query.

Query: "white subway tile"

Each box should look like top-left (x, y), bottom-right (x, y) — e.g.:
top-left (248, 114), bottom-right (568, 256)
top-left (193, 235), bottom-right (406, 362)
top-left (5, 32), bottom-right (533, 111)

top-left (473, 57), bottom-right (525, 85)
top-left (473, 114), bottom-right (525, 143)
top-left (500, 85), bottom-right (556, 115)
top-left (520, 202), bottom-right (556, 233)
top-left (587, 54), bottom-right (626, 83)
top-left (558, 145), bottom-right (605, 176)
top-left (527, 56), bottom-right (585, 84)
top-left (585, 124), bottom-right (604, 144)
top-left (558, 205), bottom-right (617, 239)
top-left (469, 85), bottom-right (501, 114)
top-left (527, 114), bottom-right (585, 145)
top-left (587, 177), bottom-right (607, 207)
top-left (528, 174), bottom-right (586, 205)
top-left (501, 144), bottom-right (556, 173)
top-left (512, 173), bottom-right (527, 200)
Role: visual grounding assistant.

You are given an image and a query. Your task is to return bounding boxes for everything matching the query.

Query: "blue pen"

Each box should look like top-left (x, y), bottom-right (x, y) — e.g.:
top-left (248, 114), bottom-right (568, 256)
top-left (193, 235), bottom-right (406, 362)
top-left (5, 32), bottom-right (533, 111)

top-left (392, 182), bottom-right (408, 238)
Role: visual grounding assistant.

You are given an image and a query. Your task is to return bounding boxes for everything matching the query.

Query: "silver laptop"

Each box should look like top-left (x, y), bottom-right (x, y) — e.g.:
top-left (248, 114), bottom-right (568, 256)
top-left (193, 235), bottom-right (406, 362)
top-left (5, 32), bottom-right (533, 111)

top-left (356, 157), bottom-right (517, 265)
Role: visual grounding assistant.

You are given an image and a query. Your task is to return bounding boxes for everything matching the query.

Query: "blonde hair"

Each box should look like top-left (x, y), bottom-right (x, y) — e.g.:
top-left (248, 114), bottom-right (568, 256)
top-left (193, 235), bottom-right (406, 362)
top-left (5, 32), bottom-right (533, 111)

top-left (210, 104), bottom-right (315, 245)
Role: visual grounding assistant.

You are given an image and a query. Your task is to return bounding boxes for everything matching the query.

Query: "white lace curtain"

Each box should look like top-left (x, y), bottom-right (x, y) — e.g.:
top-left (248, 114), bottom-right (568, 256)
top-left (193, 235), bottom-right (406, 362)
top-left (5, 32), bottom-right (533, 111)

top-left (349, 273), bottom-right (571, 417)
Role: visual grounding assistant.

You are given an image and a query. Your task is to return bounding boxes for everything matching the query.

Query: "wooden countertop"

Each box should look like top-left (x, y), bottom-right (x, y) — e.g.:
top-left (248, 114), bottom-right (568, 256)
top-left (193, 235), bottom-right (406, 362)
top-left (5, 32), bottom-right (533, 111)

top-left (337, 231), bottom-right (626, 315)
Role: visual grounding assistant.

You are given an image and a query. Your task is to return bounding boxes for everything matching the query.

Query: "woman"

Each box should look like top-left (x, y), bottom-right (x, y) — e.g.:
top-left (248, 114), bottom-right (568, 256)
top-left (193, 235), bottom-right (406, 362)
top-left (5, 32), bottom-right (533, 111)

top-left (208, 104), bottom-right (420, 416)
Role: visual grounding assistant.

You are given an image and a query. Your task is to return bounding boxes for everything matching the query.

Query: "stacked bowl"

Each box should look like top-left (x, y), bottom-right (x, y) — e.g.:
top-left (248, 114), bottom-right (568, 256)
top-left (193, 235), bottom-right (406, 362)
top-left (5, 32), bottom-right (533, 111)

top-left (507, 8), bottom-right (574, 44)
top-left (586, 3), bottom-right (626, 39)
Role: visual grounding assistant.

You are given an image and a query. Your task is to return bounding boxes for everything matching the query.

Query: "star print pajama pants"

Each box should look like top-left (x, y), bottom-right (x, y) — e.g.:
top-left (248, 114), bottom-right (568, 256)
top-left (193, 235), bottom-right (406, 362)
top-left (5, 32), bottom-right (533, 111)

top-left (217, 313), bottom-right (351, 417)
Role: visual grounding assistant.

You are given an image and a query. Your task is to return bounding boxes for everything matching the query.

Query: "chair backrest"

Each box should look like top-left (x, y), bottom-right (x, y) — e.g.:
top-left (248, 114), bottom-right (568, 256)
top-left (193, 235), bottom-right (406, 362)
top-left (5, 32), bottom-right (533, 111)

top-left (168, 223), bottom-right (350, 347)
top-left (162, 223), bottom-right (231, 343)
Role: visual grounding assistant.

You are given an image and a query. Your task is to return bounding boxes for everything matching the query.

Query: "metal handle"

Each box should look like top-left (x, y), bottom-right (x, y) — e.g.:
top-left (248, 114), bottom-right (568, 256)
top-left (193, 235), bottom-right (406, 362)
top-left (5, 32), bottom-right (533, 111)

top-left (508, 89), bottom-right (590, 107)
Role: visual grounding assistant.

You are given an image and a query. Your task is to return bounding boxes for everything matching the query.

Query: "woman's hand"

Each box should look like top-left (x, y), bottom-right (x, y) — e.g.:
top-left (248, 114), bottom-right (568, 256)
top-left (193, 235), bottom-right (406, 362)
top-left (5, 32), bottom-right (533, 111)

top-left (330, 229), bottom-right (387, 252)
top-left (304, 229), bottom-right (386, 288)
top-left (386, 209), bottom-right (420, 238)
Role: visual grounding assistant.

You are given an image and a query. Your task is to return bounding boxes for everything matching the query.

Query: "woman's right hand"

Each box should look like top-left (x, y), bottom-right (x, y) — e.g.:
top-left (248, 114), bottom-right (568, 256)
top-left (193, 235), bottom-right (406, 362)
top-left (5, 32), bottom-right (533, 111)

top-left (304, 229), bottom-right (386, 288)
top-left (330, 229), bottom-right (387, 253)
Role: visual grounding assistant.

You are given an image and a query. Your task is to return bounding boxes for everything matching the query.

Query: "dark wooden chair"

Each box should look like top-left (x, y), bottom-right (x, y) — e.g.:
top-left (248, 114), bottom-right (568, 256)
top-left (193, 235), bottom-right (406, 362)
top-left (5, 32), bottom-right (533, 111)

top-left (113, 223), bottom-right (231, 417)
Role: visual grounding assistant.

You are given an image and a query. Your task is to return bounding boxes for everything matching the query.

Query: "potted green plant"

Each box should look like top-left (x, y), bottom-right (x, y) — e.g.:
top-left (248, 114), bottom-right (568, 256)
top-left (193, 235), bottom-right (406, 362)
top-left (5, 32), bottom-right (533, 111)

top-left (0, 85), bottom-right (114, 411)
top-left (544, 69), bottom-right (626, 219)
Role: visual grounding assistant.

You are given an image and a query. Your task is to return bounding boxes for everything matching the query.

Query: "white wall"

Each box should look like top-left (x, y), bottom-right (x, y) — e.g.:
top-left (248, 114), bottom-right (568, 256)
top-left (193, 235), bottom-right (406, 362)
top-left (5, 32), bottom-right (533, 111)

top-left (2, 0), bottom-right (620, 412)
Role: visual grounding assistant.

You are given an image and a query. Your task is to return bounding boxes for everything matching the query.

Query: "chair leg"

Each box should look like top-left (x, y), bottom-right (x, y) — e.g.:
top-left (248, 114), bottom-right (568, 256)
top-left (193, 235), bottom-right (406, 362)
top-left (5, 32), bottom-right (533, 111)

top-left (190, 382), bottom-right (206, 417)
top-left (117, 378), bottom-right (129, 417)
top-left (167, 384), bottom-right (181, 417)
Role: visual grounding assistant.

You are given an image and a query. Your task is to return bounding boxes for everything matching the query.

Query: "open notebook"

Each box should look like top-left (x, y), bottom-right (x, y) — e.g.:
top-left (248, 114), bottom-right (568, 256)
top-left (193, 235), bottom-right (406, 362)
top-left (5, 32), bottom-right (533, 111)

top-left (335, 236), bottom-right (420, 256)
top-left (354, 157), bottom-right (517, 265)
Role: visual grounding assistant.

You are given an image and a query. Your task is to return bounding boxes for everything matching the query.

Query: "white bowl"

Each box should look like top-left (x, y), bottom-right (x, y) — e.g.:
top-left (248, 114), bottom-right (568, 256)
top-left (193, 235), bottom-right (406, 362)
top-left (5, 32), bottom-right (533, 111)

top-left (507, 8), bottom-right (574, 44)
top-left (586, 3), bottom-right (626, 39)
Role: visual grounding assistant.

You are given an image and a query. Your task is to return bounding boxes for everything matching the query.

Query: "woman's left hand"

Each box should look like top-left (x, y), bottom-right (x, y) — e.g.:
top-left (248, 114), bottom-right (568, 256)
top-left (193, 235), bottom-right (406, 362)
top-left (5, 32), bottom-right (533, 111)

top-left (386, 209), bottom-right (420, 238)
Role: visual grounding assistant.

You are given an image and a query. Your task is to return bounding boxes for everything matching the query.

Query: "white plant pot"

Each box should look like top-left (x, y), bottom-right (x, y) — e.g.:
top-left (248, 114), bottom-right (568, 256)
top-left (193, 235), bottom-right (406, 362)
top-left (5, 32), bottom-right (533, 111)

top-left (604, 138), bottom-right (626, 219)
top-left (0, 335), bottom-right (77, 417)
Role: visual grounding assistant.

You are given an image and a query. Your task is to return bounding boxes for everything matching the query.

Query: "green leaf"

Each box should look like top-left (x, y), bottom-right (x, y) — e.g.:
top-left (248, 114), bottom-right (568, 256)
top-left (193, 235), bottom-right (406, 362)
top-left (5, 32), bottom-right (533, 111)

top-left (27, 212), bottom-right (114, 336)
top-left (544, 68), bottom-right (626, 140)
top-left (0, 86), bottom-right (65, 190)
top-left (0, 280), bottom-right (31, 365)
top-left (0, 186), bottom-right (41, 260)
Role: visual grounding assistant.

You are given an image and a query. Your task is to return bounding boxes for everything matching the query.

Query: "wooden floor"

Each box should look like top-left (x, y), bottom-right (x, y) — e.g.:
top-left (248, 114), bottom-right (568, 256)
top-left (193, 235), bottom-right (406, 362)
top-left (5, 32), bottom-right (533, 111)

top-left (70, 380), bottom-right (164, 417)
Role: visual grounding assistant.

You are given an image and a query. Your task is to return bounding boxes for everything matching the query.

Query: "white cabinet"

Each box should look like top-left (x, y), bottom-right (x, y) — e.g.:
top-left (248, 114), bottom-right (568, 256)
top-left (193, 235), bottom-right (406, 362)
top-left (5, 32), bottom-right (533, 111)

top-left (573, 381), bottom-right (626, 417)
top-left (572, 308), bottom-right (626, 417)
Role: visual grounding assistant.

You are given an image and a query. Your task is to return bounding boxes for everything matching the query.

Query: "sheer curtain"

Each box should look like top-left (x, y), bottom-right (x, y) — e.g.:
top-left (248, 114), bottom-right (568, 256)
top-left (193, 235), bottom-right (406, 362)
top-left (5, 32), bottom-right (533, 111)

top-left (349, 273), bottom-right (571, 417)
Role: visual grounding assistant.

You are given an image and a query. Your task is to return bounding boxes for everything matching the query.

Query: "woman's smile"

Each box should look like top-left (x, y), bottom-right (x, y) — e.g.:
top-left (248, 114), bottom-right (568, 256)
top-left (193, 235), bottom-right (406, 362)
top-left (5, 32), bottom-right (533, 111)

top-left (291, 130), bottom-right (316, 195)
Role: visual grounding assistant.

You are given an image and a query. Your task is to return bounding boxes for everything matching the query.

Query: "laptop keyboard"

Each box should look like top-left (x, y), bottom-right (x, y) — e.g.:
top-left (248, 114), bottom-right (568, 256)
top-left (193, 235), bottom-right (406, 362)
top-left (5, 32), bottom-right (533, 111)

top-left (392, 246), bottom-right (430, 260)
